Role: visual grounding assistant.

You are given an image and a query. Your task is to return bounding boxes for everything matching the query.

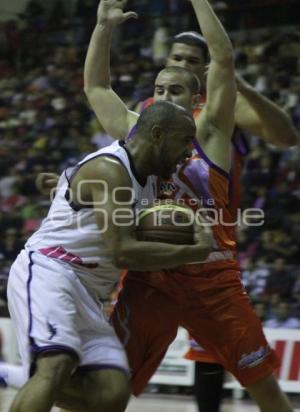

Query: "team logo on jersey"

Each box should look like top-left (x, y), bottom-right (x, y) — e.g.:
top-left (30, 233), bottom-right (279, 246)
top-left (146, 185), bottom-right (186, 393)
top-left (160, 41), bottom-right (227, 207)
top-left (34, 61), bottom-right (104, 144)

top-left (158, 181), bottom-right (176, 197)
top-left (238, 346), bottom-right (270, 369)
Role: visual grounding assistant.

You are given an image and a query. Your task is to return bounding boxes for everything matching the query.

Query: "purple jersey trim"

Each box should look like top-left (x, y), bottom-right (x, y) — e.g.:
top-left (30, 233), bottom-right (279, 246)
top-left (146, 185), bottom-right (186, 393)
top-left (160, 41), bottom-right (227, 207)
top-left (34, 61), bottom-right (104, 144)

top-left (192, 138), bottom-right (230, 179)
top-left (126, 125), bottom-right (137, 141)
top-left (231, 131), bottom-right (250, 157)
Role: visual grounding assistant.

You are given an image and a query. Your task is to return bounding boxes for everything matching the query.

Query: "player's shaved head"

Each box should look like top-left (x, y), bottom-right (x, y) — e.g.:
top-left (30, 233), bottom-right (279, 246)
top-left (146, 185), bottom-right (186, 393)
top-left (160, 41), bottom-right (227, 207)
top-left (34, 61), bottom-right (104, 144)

top-left (157, 67), bottom-right (200, 95)
top-left (135, 101), bottom-right (195, 136)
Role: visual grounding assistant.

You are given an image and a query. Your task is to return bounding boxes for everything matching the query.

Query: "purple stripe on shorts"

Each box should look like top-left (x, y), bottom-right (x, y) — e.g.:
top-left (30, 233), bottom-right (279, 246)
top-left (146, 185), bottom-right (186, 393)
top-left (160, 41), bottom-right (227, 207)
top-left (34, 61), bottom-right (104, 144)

top-left (192, 138), bottom-right (229, 179)
top-left (27, 251), bottom-right (34, 336)
top-left (77, 364), bottom-right (130, 376)
top-left (31, 343), bottom-right (79, 360)
top-left (29, 342), bottom-right (79, 377)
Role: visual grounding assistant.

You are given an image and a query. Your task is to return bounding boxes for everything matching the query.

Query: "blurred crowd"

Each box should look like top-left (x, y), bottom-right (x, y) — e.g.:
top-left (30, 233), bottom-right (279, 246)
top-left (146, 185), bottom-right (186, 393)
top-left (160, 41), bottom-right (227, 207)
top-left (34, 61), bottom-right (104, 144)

top-left (0, 0), bottom-right (299, 326)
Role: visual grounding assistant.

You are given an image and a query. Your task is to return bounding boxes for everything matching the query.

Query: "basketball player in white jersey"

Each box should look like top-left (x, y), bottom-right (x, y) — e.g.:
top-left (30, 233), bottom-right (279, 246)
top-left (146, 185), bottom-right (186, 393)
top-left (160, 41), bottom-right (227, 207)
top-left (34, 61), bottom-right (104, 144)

top-left (7, 101), bottom-right (213, 412)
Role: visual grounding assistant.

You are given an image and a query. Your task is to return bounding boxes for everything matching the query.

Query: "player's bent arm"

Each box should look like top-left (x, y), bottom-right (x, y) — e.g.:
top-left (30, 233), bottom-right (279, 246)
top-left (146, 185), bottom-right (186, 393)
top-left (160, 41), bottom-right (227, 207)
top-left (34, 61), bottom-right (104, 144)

top-left (85, 159), bottom-right (212, 271)
top-left (84, 2), bottom-right (138, 138)
top-left (235, 77), bottom-right (300, 147)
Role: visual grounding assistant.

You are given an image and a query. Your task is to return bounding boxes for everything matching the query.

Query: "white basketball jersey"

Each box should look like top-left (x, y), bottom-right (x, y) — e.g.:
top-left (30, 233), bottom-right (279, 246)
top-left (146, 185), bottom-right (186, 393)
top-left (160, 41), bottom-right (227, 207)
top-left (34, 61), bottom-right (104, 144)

top-left (26, 140), bottom-right (156, 295)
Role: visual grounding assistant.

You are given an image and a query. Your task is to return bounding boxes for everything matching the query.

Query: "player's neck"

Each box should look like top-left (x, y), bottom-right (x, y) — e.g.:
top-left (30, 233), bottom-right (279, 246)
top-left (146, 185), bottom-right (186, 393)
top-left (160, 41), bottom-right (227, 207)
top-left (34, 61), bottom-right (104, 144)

top-left (125, 140), bottom-right (152, 186)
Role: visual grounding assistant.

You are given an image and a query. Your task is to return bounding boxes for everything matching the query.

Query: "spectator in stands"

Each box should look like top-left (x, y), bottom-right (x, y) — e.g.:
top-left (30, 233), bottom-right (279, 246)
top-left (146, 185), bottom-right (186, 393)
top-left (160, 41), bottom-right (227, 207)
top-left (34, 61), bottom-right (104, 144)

top-left (264, 300), bottom-right (300, 328)
top-left (242, 258), bottom-right (271, 299)
top-left (264, 258), bottom-right (295, 299)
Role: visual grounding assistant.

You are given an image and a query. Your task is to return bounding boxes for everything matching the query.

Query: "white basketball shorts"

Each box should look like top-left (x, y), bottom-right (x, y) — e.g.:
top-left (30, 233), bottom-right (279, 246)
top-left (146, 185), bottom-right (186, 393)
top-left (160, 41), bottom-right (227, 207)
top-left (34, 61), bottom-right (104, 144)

top-left (7, 250), bottom-right (129, 378)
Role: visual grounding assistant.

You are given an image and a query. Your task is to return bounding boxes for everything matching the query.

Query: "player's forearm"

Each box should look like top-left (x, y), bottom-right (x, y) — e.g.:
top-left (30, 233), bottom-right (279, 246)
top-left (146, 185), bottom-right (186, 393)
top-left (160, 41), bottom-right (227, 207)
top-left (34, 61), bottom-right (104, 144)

top-left (84, 23), bottom-right (113, 93)
top-left (239, 83), bottom-right (299, 147)
top-left (114, 241), bottom-right (211, 271)
top-left (190, 0), bottom-right (233, 62)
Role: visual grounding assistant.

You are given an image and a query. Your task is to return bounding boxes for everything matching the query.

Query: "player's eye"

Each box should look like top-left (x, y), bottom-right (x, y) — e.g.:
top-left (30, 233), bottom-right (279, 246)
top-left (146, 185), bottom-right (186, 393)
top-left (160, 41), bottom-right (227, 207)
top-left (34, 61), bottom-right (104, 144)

top-left (172, 55), bottom-right (182, 62)
top-left (155, 87), bottom-right (164, 95)
top-left (188, 59), bottom-right (200, 65)
top-left (170, 87), bottom-right (184, 95)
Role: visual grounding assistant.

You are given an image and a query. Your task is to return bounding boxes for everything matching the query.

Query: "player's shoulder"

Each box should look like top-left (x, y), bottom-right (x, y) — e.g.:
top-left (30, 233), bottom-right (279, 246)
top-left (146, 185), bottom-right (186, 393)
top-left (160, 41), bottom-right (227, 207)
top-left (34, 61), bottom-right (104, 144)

top-left (81, 155), bottom-right (132, 187)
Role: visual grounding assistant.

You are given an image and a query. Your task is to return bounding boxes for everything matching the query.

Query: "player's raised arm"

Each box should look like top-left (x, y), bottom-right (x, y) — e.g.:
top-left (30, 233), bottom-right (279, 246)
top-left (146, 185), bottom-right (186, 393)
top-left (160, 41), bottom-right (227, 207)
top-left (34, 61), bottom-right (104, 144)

top-left (190, 0), bottom-right (236, 172)
top-left (235, 75), bottom-right (300, 148)
top-left (84, 0), bottom-right (139, 139)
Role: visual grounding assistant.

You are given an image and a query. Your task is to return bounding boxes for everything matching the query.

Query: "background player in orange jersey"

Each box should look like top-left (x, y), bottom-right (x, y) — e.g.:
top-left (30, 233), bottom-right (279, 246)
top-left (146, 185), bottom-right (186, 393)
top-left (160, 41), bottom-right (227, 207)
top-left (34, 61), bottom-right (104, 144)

top-left (113, 5), bottom-right (298, 412)
top-left (83, 1), bottom-right (298, 412)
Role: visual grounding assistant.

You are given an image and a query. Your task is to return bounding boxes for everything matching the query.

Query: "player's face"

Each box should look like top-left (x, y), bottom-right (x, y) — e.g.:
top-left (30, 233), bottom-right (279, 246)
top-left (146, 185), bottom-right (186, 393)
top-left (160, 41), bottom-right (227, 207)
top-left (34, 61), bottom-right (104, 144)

top-left (167, 43), bottom-right (206, 86)
top-left (154, 71), bottom-right (195, 113)
top-left (155, 117), bottom-right (195, 179)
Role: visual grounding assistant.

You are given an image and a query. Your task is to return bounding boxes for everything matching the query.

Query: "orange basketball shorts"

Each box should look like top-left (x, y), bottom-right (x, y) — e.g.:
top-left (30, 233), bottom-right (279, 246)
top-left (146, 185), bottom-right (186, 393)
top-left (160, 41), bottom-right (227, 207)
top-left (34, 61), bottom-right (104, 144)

top-left (111, 267), bottom-right (279, 395)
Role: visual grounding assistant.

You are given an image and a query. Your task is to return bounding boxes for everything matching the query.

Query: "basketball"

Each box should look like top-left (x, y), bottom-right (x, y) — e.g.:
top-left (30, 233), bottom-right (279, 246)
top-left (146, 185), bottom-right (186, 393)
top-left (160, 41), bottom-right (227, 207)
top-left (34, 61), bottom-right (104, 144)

top-left (136, 202), bottom-right (194, 245)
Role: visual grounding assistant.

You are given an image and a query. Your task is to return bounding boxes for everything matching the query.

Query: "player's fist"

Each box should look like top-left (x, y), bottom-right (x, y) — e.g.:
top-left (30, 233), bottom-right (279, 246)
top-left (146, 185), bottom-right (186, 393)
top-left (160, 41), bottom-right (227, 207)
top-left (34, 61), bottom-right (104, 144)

top-left (97, 0), bottom-right (138, 27)
top-left (36, 172), bottom-right (59, 198)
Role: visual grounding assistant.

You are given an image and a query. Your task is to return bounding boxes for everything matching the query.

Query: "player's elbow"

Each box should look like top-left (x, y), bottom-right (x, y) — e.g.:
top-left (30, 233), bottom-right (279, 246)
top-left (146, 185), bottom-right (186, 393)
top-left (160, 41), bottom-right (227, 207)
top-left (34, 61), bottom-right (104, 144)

top-left (111, 243), bottom-right (135, 269)
top-left (284, 130), bottom-right (300, 147)
top-left (265, 128), bottom-right (300, 148)
top-left (213, 47), bottom-right (234, 66)
top-left (112, 252), bottom-right (127, 270)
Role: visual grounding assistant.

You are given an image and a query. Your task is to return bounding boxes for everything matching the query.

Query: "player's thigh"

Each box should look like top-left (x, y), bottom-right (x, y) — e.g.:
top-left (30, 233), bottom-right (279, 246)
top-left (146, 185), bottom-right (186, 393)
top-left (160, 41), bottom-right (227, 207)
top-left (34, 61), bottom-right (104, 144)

top-left (183, 281), bottom-right (278, 386)
top-left (34, 352), bottom-right (78, 388)
top-left (112, 280), bottom-right (180, 395)
top-left (7, 251), bottom-right (83, 375)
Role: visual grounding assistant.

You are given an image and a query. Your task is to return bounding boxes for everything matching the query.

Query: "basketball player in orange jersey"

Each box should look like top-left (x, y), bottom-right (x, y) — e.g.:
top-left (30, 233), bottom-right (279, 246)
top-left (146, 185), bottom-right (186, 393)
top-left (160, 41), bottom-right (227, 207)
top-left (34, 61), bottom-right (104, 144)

top-left (137, 28), bottom-right (298, 412)
top-left (113, 4), bottom-right (298, 412)
top-left (82, 1), bottom-right (299, 411)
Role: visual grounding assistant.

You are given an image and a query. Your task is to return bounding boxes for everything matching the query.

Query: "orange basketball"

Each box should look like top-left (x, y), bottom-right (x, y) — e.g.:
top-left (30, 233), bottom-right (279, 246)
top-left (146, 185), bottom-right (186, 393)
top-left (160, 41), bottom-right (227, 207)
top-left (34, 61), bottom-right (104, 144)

top-left (136, 203), bottom-right (194, 245)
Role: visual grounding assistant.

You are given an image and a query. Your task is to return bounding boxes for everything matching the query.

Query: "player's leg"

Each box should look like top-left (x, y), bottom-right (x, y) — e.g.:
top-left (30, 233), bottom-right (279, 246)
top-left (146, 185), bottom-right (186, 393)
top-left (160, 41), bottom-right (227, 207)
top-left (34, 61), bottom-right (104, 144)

top-left (111, 276), bottom-right (180, 395)
top-left (10, 352), bottom-right (78, 412)
top-left (56, 368), bottom-right (130, 412)
top-left (246, 374), bottom-right (293, 412)
top-left (7, 251), bottom-right (129, 411)
top-left (182, 270), bottom-right (292, 412)
top-left (185, 339), bottom-right (225, 412)
top-left (54, 275), bottom-right (131, 412)
top-left (194, 361), bottom-right (224, 412)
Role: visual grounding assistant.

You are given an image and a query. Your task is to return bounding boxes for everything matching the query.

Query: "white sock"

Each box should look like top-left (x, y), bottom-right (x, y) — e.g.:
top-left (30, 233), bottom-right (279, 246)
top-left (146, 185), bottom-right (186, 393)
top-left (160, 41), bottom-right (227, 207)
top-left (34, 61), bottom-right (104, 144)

top-left (0, 362), bottom-right (27, 388)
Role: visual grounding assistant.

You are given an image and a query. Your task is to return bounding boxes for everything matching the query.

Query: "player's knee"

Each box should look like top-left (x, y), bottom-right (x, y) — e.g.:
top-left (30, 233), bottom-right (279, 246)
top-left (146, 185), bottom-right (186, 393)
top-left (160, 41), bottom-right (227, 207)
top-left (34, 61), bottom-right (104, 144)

top-left (86, 371), bottom-right (130, 411)
top-left (86, 387), bottom-right (130, 412)
top-left (35, 352), bottom-right (78, 388)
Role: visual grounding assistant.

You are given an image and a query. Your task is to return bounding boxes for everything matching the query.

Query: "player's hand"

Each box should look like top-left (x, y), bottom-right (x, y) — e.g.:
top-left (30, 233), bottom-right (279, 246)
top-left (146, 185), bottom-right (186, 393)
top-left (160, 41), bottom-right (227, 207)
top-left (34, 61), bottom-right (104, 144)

top-left (97, 0), bottom-right (138, 27)
top-left (193, 212), bottom-right (214, 259)
top-left (36, 172), bottom-right (59, 197)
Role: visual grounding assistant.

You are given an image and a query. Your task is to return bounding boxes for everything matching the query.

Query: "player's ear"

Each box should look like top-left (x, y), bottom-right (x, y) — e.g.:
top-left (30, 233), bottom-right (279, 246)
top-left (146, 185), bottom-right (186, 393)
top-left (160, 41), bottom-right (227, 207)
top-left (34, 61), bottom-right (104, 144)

top-left (151, 125), bottom-right (163, 143)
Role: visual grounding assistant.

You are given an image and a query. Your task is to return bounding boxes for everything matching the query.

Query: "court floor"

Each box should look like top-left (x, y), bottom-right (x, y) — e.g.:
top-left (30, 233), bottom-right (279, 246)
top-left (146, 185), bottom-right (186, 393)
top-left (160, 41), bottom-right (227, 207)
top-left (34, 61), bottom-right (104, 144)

top-left (1, 389), bottom-right (300, 412)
